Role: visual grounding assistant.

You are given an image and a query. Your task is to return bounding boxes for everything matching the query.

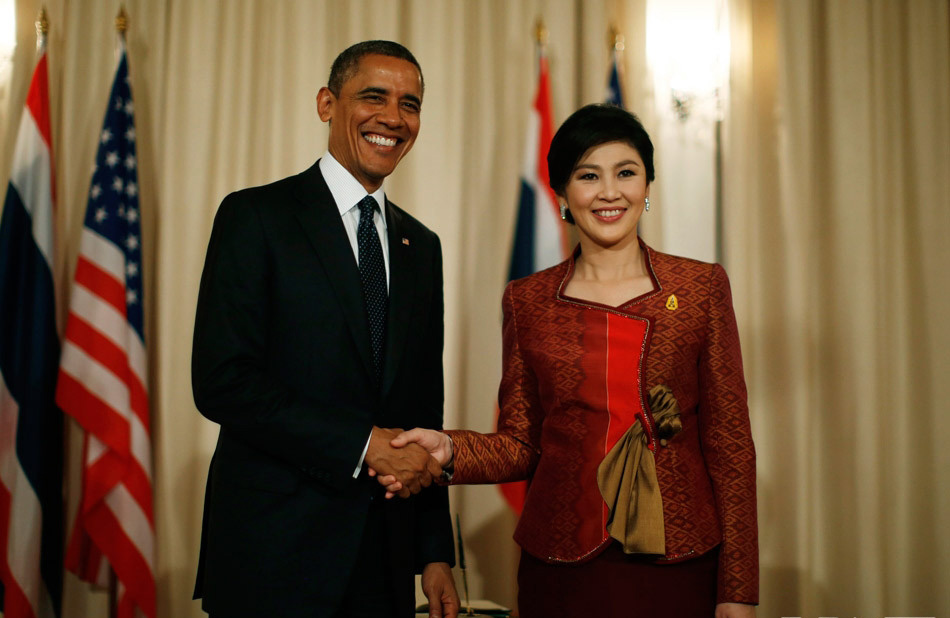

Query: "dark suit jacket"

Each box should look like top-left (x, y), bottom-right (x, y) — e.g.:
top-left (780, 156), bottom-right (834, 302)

top-left (192, 161), bottom-right (454, 616)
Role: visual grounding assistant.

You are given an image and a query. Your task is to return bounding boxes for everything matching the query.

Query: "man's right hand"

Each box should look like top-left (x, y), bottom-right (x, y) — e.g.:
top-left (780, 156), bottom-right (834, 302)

top-left (365, 427), bottom-right (442, 498)
top-left (371, 428), bottom-right (454, 498)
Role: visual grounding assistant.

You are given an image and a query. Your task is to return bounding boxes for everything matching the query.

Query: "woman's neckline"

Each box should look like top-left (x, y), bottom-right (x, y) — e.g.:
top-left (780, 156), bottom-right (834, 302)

top-left (556, 237), bottom-right (662, 311)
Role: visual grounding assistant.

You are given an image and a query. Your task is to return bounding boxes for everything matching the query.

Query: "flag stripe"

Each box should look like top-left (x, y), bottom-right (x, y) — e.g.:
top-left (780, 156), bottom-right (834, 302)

top-left (103, 484), bottom-right (154, 566)
top-left (63, 316), bottom-right (132, 392)
top-left (61, 313), bottom-right (149, 427)
top-left (0, 380), bottom-right (41, 618)
top-left (56, 367), bottom-right (129, 455)
top-left (86, 456), bottom-right (152, 529)
top-left (78, 228), bottom-right (126, 284)
top-left (24, 55), bottom-right (52, 149)
top-left (68, 282), bottom-right (147, 387)
top-left (60, 341), bottom-right (132, 434)
top-left (82, 502), bottom-right (155, 616)
top-left (74, 257), bottom-right (126, 316)
top-left (8, 116), bottom-right (54, 269)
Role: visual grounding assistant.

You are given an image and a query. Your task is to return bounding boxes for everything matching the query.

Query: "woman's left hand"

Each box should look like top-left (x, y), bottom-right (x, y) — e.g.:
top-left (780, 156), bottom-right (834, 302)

top-left (715, 602), bottom-right (756, 618)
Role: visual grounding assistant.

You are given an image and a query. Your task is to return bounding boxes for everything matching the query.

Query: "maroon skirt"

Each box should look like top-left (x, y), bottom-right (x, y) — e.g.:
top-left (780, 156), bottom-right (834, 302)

top-left (517, 543), bottom-right (718, 618)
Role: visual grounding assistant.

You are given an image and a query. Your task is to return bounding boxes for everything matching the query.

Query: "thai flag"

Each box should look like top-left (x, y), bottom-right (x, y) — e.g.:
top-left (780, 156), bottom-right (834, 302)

top-left (500, 49), bottom-right (568, 514)
top-left (507, 51), bottom-right (567, 282)
top-left (57, 45), bottom-right (155, 618)
top-left (0, 47), bottom-right (64, 618)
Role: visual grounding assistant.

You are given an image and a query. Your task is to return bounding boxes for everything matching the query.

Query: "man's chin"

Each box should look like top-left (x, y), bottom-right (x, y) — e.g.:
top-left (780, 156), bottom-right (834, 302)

top-left (359, 160), bottom-right (402, 182)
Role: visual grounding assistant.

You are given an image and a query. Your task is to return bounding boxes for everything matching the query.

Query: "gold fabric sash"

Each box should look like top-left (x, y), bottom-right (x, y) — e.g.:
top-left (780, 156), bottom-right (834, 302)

top-left (596, 384), bottom-right (682, 555)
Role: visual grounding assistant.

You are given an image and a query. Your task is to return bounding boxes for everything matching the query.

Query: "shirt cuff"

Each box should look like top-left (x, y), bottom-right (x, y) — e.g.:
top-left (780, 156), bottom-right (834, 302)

top-left (439, 434), bottom-right (455, 483)
top-left (353, 431), bottom-right (372, 478)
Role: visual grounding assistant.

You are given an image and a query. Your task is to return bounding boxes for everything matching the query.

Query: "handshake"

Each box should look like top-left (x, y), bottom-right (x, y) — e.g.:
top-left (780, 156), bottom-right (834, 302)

top-left (365, 427), bottom-right (454, 498)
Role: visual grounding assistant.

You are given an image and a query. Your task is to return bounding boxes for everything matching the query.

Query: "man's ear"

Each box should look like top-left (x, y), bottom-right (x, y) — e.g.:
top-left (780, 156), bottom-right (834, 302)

top-left (316, 86), bottom-right (334, 123)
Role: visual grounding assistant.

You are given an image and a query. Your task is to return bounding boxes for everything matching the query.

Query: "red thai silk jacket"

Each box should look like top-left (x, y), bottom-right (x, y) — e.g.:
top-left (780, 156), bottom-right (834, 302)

top-left (446, 241), bottom-right (759, 604)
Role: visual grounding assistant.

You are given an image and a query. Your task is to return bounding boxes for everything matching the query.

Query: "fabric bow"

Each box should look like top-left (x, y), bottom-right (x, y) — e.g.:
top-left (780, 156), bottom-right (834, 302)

top-left (596, 384), bottom-right (682, 554)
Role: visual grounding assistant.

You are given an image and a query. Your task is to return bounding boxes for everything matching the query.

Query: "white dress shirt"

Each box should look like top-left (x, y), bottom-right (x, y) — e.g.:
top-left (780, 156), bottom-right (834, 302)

top-left (319, 152), bottom-right (389, 477)
top-left (319, 152), bottom-right (390, 286)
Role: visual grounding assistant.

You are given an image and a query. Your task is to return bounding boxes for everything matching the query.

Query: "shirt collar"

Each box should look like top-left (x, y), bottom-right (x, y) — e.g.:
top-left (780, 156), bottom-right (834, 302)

top-left (319, 152), bottom-right (387, 225)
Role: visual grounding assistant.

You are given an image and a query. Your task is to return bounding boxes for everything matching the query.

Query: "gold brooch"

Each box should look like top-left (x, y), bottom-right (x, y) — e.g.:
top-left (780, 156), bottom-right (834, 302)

top-left (665, 294), bottom-right (678, 311)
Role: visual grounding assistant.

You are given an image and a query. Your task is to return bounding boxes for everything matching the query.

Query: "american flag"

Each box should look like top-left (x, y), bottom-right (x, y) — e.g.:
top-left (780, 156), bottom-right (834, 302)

top-left (0, 45), bottom-right (64, 618)
top-left (56, 46), bottom-right (155, 618)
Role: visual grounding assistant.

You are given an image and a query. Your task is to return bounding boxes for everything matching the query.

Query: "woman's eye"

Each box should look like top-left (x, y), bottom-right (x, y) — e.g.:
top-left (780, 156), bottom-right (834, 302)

top-left (618, 169), bottom-right (636, 177)
top-left (578, 173), bottom-right (597, 181)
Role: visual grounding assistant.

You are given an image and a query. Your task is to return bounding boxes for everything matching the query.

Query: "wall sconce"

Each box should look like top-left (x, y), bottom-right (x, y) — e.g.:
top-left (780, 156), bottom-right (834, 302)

top-left (647, 0), bottom-right (729, 122)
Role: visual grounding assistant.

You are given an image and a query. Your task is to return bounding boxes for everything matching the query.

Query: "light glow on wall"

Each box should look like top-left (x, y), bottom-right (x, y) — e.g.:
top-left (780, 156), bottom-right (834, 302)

top-left (0, 0), bottom-right (15, 59)
top-left (646, 0), bottom-right (729, 120)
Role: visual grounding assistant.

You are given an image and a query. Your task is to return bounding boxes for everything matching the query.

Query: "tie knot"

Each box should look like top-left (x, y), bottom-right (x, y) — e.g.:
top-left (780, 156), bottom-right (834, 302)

top-left (357, 196), bottom-right (378, 217)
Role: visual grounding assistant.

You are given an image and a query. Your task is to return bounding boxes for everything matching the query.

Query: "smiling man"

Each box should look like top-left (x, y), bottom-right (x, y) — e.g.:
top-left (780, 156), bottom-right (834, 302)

top-left (192, 41), bottom-right (458, 618)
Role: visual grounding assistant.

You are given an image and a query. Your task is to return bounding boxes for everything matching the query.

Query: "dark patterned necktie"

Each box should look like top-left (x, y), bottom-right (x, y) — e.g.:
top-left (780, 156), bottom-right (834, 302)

top-left (357, 196), bottom-right (388, 381)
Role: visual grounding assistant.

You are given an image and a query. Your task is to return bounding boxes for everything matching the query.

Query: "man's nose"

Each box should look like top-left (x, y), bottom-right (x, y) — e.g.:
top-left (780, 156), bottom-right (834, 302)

top-left (377, 99), bottom-right (403, 127)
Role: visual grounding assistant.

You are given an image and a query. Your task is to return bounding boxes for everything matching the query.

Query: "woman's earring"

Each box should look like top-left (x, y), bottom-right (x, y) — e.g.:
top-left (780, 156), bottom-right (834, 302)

top-left (560, 203), bottom-right (568, 221)
top-left (644, 197), bottom-right (651, 212)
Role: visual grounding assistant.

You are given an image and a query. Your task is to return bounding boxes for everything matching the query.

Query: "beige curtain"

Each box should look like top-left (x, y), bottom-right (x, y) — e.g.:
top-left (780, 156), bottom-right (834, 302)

top-left (2, 0), bottom-right (947, 617)
top-left (726, 0), bottom-right (950, 616)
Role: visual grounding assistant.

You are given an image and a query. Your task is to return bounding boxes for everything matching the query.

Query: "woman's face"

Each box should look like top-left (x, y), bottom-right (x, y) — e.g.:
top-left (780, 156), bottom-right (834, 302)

top-left (561, 140), bottom-right (649, 251)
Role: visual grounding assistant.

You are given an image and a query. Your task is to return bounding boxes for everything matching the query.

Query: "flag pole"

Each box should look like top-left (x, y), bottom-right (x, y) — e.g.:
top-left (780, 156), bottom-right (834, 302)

top-left (108, 12), bottom-right (127, 618)
top-left (535, 17), bottom-right (547, 48)
top-left (608, 24), bottom-right (626, 97)
top-left (608, 24), bottom-right (624, 53)
top-left (534, 17), bottom-right (547, 67)
top-left (35, 7), bottom-right (49, 48)
top-left (116, 6), bottom-right (128, 37)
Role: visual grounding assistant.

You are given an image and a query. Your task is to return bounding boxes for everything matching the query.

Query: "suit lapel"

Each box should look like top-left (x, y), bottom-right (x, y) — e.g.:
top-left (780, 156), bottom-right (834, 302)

top-left (291, 163), bottom-right (376, 382)
top-left (382, 201), bottom-right (414, 398)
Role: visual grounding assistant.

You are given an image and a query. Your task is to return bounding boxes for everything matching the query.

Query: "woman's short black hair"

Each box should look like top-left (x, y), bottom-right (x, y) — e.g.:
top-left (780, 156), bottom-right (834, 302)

top-left (547, 104), bottom-right (655, 197)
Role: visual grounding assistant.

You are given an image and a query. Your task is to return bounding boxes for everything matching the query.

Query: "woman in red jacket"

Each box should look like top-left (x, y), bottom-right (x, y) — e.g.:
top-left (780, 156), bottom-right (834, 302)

top-left (384, 104), bottom-right (757, 618)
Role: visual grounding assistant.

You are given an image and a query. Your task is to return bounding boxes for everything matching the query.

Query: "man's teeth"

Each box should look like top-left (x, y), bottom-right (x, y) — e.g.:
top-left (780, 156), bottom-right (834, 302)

top-left (365, 134), bottom-right (397, 147)
top-left (597, 209), bottom-right (624, 217)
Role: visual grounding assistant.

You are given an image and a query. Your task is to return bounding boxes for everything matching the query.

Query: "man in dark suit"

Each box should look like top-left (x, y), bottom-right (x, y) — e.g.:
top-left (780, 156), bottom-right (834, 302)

top-left (192, 40), bottom-right (458, 618)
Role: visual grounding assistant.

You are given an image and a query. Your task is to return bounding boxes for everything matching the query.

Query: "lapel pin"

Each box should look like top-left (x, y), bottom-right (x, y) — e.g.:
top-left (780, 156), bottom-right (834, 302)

top-left (402, 237), bottom-right (410, 245)
top-left (665, 294), bottom-right (678, 311)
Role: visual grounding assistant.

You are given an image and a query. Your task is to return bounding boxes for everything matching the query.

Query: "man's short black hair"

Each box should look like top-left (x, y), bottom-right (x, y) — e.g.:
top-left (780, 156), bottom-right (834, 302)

top-left (327, 40), bottom-right (424, 96)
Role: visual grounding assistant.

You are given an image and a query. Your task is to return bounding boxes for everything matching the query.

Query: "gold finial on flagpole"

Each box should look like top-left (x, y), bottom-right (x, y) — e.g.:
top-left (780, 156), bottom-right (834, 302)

top-left (535, 18), bottom-right (548, 47)
top-left (608, 25), bottom-right (624, 52)
top-left (115, 6), bottom-right (129, 35)
top-left (35, 8), bottom-right (49, 39)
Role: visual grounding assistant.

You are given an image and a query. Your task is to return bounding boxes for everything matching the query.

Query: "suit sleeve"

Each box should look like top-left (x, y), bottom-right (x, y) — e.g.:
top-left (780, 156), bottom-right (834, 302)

top-left (697, 264), bottom-right (759, 604)
top-left (192, 194), bottom-right (370, 488)
top-left (446, 281), bottom-right (543, 484)
top-left (411, 234), bottom-right (456, 570)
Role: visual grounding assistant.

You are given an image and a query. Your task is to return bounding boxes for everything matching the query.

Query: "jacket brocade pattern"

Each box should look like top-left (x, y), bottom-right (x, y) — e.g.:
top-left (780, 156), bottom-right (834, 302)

top-left (447, 243), bottom-right (759, 605)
